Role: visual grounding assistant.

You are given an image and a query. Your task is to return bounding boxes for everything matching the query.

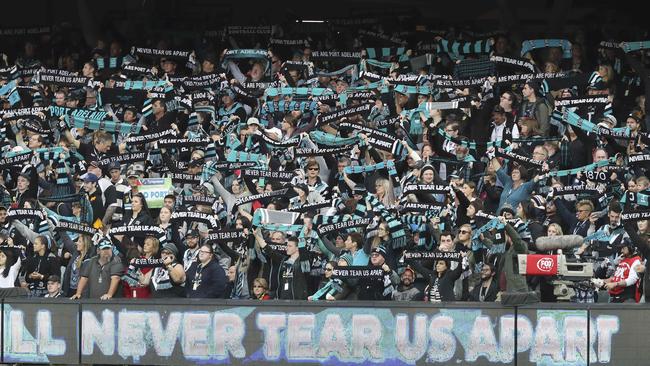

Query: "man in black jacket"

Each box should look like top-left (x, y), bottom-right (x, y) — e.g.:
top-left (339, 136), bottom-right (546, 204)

top-left (185, 244), bottom-right (226, 298)
top-left (358, 247), bottom-right (399, 300)
top-left (257, 234), bottom-right (309, 300)
top-left (469, 263), bottom-right (499, 302)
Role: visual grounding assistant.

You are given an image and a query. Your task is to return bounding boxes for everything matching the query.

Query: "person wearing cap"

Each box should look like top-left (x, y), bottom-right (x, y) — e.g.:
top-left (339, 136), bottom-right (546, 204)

top-left (150, 242), bottom-right (186, 298)
top-left (81, 172), bottom-right (105, 229)
top-left (289, 183), bottom-right (310, 210)
top-left (217, 87), bottom-right (247, 125)
top-left (44, 275), bottom-right (63, 298)
top-left (71, 237), bottom-right (124, 300)
top-left (603, 239), bottom-right (642, 303)
top-left (160, 57), bottom-right (178, 76)
top-left (519, 80), bottom-right (551, 136)
top-left (392, 267), bottom-right (423, 301)
top-left (181, 229), bottom-right (201, 272)
top-left (357, 246), bottom-right (399, 300)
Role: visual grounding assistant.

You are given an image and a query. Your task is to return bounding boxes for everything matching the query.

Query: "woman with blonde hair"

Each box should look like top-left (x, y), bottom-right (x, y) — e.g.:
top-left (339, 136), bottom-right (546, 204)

top-left (373, 177), bottom-right (395, 208)
top-left (252, 278), bottom-right (271, 300)
top-left (63, 234), bottom-right (94, 297)
top-left (547, 223), bottom-right (564, 236)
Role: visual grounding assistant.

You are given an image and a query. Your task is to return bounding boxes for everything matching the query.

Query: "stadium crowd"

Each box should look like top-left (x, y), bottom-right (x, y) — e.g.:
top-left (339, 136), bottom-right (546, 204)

top-left (1, 20), bottom-right (650, 304)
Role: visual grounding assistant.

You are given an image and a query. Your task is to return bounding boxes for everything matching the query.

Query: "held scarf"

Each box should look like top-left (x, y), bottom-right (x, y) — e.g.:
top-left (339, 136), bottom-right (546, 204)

top-left (131, 47), bottom-right (196, 68)
top-left (0, 65), bottom-right (19, 81)
top-left (314, 91), bottom-right (376, 107)
top-left (620, 41), bottom-right (650, 53)
top-left (95, 57), bottom-right (130, 70)
top-left (559, 108), bottom-right (631, 139)
top-left (620, 191), bottom-right (650, 207)
top-left (226, 26), bottom-right (273, 35)
top-left (241, 168), bottom-right (294, 182)
top-left (494, 148), bottom-right (544, 169)
top-left (125, 129), bottom-right (176, 146)
top-left (309, 131), bottom-right (360, 147)
top-left (108, 225), bottom-right (167, 245)
top-left (131, 257), bottom-right (166, 268)
top-left (620, 209), bottom-right (650, 223)
top-left (332, 265), bottom-right (384, 279)
top-left (315, 103), bottom-right (374, 127)
top-left (257, 132), bottom-right (301, 148)
top-left (53, 220), bottom-right (98, 236)
top-left (310, 50), bottom-right (362, 60)
top-left (399, 202), bottom-right (446, 212)
top-left (64, 115), bottom-right (141, 135)
top-left (261, 100), bottom-right (320, 115)
top-left (7, 208), bottom-right (45, 221)
top-left (0, 151), bottom-right (32, 169)
top-left (403, 184), bottom-right (451, 195)
top-left (205, 230), bottom-right (247, 245)
top-left (521, 39), bottom-right (572, 58)
top-left (0, 80), bottom-right (20, 106)
top-left (538, 158), bottom-right (617, 179)
top-left (182, 73), bottom-right (227, 90)
top-left (317, 217), bottom-right (371, 235)
top-left (34, 69), bottom-right (93, 88)
top-left (289, 200), bottom-right (333, 213)
top-left (167, 173), bottom-right (202, 184)
top-left (178, 195), bottom-right (217, 207)
top-left (97, 88), bottom-right (147, 108)
top-left (490, 55), bottom-right (536, 72)
top-left (436, 38), bottom-right (493, 59)
top-left (549, 184), bottom-right (602, 197)
top-left (358, 30), bottom-right (407, 45)
top-left (49, 106), bottom-right (108, 120)
top-left (170, 211), bottom-right (219, 230)
top-left (553, 96), bottom-right (609, 108)
top-left (97, 152), bottom-right (147, 167)
top-left (121, 63), bottom-right (155, 77)
top-left (627, 154), bottom-right (650, 166)
top-left (294, 145), bottom-right (354, 157)
top-left (0, 106), bottom-right (48, 120)
top-left (158, 137), bottom-right (211, 148)
top-left (233, 188), bottom-right (290, 211)
top-left (113, 80), bottom-right (171, 91)
top-left (264, 86), bottom-right (333, 98)
top-left (403, 250), bottom-right (463, 261)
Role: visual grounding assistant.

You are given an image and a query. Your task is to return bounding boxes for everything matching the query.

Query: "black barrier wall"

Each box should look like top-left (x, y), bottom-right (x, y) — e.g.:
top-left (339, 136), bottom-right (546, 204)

top-left (0, 299), bottom-right (646, 365)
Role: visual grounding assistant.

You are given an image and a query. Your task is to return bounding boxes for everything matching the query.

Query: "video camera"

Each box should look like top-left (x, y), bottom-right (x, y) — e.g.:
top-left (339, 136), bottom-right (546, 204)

top-left (517, 235), bottom-right (596, 301)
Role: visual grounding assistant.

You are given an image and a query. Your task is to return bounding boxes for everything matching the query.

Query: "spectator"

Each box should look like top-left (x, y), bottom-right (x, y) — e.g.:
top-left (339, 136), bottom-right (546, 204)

top-left (185, 244), bottom-right (226, 298)
top-left (71, 238), bottom-right (124, 300)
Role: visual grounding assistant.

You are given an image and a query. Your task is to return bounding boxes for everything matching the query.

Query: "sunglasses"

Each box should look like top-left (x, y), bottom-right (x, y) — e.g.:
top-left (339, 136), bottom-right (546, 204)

top-left (325, 267), bottom-right (334, 271)
top-left (307, 167), bottom-right (319, 171)
top-left (459, 230), bottom-right (471, 234)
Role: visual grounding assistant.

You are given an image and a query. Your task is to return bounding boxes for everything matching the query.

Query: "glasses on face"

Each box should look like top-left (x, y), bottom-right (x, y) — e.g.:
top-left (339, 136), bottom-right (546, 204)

top-left (459, 230), bottom-right (471, 234)
top-left (308, 167), bottom-right (319, 171)
top-left (325, 267), bottom-right (333, 272)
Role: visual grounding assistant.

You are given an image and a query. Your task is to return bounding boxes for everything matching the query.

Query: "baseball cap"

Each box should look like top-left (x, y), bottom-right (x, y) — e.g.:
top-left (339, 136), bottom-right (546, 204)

top-left (372, 246), bottom-right (387, 257)
top-left (97, 238), bottom-right (113, 250)
top-left (81, 172), bottom-right (99, 183)
top-left (186, 229), bottom-right (199, 238)
top-left (107, 161), bottom-right (121, 171)
top-left (47, 275), bottom-right (61, 283)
